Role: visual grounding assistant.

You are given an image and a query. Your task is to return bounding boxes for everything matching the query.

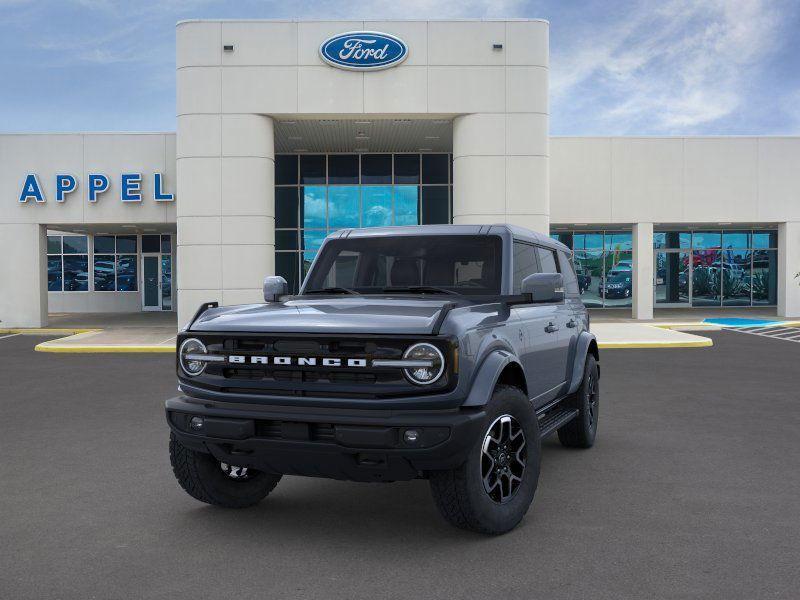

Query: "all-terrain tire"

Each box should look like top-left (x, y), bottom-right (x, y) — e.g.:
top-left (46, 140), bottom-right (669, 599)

top-left (429, 385), bottom-right (541, 535)
top-left (169, 433), bottom-right (281, 508)
top-left (557, 354), bottom-right (599, 448)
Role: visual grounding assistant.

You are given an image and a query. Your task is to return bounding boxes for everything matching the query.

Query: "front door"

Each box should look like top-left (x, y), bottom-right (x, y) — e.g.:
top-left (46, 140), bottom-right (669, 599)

top-left (142, 255), bottom-right (161, 311)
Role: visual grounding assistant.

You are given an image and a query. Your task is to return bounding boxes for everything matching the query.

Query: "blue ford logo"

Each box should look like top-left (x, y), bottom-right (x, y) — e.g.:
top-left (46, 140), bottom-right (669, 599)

top-left (319, 31), bottom-right (408, 71)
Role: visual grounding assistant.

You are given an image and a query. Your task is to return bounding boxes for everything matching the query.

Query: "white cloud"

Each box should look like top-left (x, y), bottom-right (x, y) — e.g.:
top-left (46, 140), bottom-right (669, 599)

top-left (551, 0), bottom-right (792, 133)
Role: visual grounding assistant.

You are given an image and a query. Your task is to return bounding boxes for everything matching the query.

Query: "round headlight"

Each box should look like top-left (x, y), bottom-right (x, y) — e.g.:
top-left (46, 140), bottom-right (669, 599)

top-left (403, 342), bottom-right (445, 385)
top-left (179, 338), bottom-right (207, 377)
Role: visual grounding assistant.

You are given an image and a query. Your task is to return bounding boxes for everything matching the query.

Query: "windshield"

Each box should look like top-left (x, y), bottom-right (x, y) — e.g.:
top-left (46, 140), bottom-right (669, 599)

top-left (608, 273), bottom-right (631, 283)
top-left (303, 235), bottom-right (503, 295)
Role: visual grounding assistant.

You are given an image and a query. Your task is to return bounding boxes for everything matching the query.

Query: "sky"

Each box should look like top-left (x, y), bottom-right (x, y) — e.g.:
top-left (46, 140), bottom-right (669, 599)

top-left (0, 0), bottom-right (798, 135)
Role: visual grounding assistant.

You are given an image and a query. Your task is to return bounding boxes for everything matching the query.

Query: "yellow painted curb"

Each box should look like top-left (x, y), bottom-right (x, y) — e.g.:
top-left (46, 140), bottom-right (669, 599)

top-left (599, 339), bottom-right (713, 349)
top-left (35, 343), bottom-right (175, 353)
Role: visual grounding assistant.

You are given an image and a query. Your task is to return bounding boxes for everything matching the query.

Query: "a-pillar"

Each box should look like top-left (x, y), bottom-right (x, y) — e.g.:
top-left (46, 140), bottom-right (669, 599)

top-left (632, 222), bottom-right (654, 320)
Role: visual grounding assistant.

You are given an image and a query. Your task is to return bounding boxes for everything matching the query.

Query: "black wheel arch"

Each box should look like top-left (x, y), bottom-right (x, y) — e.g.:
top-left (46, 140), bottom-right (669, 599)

top-left (567, 331), bottom-right (599, 395)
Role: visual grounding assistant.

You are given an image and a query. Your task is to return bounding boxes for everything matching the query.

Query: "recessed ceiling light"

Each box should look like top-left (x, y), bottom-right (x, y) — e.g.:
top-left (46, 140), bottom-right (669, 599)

top-left (121, 225), bottom-right (137, 229)
top-left (432, 119), bottom-right (450, 125)
top-left (320, 120), bottom-right (338, 125)
top-left (293, 148), bottom-right (308, 152)
top-left (394, 119), bottom-right (412, 124)
top-left (355, 134), bottom-right (370, 140)
top-left (280, 120), bottom-right (297, 125)
top-left (355, 120), bottom-right (372, 125)
top-left (354, 147), bottom-right (369, 152)
top-left (425, 136), bottom-right (440, 140)
top-left (419, 147), bottom-right (433, 152)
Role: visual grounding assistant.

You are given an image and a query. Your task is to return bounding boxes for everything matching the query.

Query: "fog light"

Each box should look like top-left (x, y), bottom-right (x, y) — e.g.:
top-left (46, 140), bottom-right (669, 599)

top-left (403, 429), bottom-right (420, 444)
top-left (189, 416), bottom-right (204, 431)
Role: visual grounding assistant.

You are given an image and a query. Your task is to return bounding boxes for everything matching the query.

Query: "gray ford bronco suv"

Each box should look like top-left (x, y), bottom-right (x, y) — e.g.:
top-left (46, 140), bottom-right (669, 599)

top-left (166, 224), bottom-right (599, 534)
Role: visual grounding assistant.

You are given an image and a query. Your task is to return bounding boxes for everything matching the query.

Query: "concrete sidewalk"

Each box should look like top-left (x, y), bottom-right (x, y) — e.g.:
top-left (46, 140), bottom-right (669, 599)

top-left (591, 322), bottom-right (713, 348)
top-left (2, 312), bottom-right (178, 353)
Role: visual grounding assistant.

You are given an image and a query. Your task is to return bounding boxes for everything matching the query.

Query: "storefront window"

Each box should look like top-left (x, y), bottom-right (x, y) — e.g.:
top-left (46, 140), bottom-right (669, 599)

top-left (653, 229), bottom-right (777, 307)
top-left (752, 249), bottom-right (778, 305)
top-left (93, 235), bottom-right (138, 292)
top-left (362, 186), bottom-right (392, 227)
top-left (47, 235), bottom-right (88, 292)
top-left (653, 231), bottom-right (690, 249)
top-left (554, 231), bottom-right (632, 308)
top-left (276, 153), bottom-right (453, 293)
top-left (655, 251), bottom-right (690, 305)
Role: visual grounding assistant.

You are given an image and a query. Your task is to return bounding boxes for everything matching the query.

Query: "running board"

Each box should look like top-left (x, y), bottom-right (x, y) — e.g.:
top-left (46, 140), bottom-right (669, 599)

top-left (537, 407), bottom-right (579, 437)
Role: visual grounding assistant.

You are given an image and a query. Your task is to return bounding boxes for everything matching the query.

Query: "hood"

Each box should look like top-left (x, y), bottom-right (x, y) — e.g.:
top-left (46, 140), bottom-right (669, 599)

top-left (189, 297), bottom-right (456, 335)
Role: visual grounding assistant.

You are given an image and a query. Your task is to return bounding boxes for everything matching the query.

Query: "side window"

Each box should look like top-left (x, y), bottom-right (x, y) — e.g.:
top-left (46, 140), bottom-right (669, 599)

top-left (558, 251), bottom-right (580, 295)
top-left (536, 247), bottom-right (559, 274)
top-left (513, 241), bottom-right (539, 293)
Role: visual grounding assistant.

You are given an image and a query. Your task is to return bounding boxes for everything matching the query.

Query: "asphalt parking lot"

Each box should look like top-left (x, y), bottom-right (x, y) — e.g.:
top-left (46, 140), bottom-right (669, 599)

top-left (1, 332), bottom-right (799, 600)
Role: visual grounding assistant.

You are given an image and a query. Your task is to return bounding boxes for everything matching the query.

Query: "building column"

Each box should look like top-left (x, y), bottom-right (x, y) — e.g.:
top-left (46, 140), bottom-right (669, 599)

top-left (0, 224), bottom-right (47, 328)
top-left (177, 114), bottom-right (275, 327)
top-left (632, 222), bottom-right (654, 320)
top-left (452, 113), bottom-right (549, 234)
top-left (778, 221), bottom-right (800, 318)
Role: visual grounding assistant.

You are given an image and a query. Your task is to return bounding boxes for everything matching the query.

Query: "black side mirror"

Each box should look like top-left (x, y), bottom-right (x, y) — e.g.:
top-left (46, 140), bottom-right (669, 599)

top-left (521, 272), bottom-right (565, 303)
top-left (263, 275), bottom-right (288, 303)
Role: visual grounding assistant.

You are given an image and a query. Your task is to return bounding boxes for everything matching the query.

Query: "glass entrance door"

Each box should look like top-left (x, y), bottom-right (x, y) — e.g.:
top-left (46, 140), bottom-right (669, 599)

top-left (142, 255), bottom-right (161, 311)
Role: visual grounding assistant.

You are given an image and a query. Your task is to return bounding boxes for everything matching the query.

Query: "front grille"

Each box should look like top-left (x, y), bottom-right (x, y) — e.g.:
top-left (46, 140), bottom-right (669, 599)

top-left (179, 333), bottom-right (456, 399)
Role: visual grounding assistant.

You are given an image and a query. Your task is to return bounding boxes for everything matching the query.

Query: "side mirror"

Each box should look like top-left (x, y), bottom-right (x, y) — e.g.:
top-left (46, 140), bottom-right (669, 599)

top-left (263, 275), bottom-right (288, 303)
top-left (521, 272), bottom-right (565, 303)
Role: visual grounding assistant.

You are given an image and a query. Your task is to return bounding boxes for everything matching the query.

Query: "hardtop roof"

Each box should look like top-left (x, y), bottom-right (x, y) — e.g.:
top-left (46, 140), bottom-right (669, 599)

top-left (332, 224), bottom-right (570, 253)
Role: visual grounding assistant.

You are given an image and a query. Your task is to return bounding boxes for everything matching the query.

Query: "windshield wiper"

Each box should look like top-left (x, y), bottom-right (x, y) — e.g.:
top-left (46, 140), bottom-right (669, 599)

top-left (380, 286), bottom-right (459, 295)
top-left (303, 287), bottom-right (360, 295)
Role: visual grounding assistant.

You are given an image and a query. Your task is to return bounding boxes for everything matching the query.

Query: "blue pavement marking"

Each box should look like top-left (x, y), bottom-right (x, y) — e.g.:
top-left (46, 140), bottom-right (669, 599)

top-left (703, 318), bottom-right (782, 327)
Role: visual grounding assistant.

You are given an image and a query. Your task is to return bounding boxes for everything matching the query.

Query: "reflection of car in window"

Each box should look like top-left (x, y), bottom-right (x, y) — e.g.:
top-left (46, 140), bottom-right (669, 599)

top-left (599, 272), bottom-right (632, 298)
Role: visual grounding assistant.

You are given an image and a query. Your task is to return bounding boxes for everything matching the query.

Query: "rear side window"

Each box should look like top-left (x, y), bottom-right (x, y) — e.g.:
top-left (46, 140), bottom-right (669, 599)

top-left (557, 251), bottom-right (580, 295)
top-left (536, 247), bottom-right (559, 274)
top-left (513, 242), bottom-right (539, 294)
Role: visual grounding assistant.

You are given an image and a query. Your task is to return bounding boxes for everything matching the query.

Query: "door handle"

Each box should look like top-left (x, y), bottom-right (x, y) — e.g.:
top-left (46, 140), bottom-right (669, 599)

top-left (545, 322), bottom-right (559, 333)
top-left (566, 319), bottom-right (577, 328)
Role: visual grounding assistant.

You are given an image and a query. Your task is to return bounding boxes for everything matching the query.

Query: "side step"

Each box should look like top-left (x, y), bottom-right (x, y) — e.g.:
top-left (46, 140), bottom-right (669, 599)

top-left (537, 407), bottom-right (579, 437)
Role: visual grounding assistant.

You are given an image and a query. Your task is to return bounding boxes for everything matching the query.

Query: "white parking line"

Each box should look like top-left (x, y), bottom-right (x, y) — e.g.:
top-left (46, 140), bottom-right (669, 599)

top-left (725, 326), bottom-right (800, 343)
top-left (0, 333), bottom-right (21, 341)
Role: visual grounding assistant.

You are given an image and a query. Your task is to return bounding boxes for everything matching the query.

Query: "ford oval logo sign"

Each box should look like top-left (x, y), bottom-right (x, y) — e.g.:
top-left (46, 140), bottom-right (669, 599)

top-left (319, 31), bottom-right (408, 71)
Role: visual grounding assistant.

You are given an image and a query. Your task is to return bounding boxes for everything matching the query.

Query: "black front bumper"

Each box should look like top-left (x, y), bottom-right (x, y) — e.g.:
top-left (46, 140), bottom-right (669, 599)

top-left (166, 396), bottom-right (486, 482)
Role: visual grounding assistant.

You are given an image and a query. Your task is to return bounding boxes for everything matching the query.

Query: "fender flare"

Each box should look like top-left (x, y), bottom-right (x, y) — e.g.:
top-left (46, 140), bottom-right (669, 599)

top-left (462, 350), bottom-right (525, 407)
top-left (567, 331), bottom-right (599, 395)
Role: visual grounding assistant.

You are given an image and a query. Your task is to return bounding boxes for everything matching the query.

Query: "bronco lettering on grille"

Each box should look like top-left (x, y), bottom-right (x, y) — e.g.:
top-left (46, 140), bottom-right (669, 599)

top-left (227, 355), bottom-right (368, 367)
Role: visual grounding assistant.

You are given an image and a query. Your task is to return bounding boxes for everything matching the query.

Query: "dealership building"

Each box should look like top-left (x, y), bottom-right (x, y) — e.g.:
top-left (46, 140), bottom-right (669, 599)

top-left (1, 18), bottom-right (799, 328)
